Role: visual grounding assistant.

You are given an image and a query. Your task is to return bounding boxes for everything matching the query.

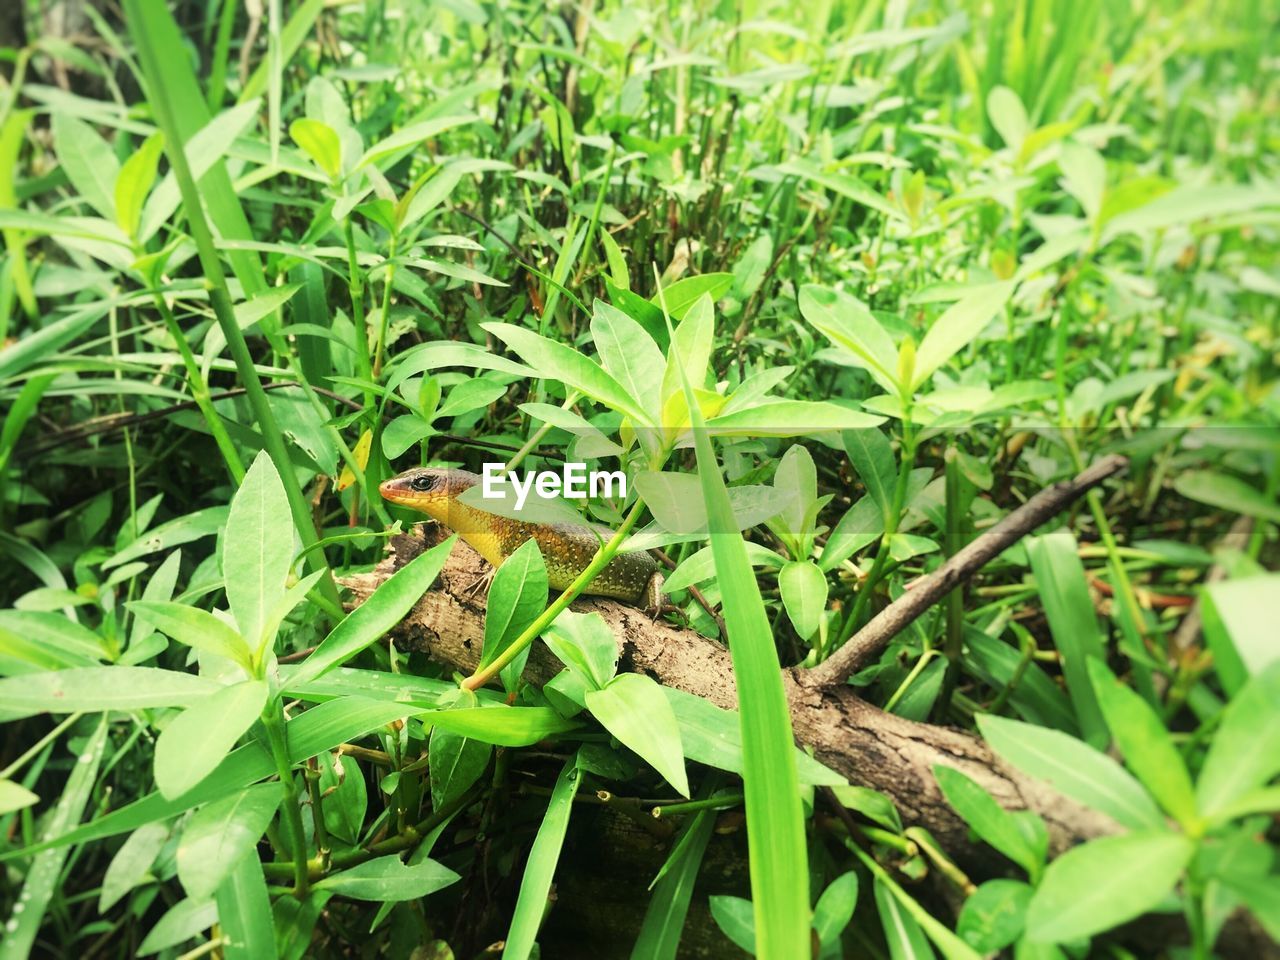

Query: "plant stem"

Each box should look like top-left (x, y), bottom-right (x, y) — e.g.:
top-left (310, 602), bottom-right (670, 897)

top-left (261, 704), bottom-right (309, 896)
top-left (461, 496), bottom-right (647, 691)
top-left (126, 0), bottom-right (342, 611)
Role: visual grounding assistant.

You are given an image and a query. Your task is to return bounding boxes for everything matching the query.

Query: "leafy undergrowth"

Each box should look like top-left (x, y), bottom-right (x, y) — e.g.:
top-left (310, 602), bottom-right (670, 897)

top-left (1, 1), bottom-right (1277, 958)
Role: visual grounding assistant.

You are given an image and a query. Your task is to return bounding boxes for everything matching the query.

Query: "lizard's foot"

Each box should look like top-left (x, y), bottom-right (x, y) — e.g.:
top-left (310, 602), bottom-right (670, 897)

top-left (459, 567), bottom-right (495, 601)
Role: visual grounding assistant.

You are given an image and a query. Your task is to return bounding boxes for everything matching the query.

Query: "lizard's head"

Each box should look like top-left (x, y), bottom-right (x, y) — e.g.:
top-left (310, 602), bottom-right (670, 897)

top-left (379, 468), bottom-right (477, 516)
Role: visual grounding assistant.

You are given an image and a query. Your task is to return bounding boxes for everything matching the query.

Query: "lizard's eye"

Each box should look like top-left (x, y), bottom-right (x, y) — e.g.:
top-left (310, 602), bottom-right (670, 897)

top-left (409, 474), bottom-right (437, 492)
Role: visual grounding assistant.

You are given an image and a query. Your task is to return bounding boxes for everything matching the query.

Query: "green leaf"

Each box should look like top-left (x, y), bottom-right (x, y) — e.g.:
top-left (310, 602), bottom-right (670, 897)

top-left (1175, 471), bottom-right (1280, 523)
top-left (591, 299), bottom-right (666, 424)
top-left (0, 779), bottom-right (39, 816)
top-left (1196, 661), bottom-right (1280, 819)
top-left (669, 284), bottom-right (810, 957)
top-left (104, 506), bottom-right (229, 569)
top-left (483, 322), bottom-right (648, 423)
top-left (732, 234), bottom-right (774, 300)
top-left (913, 282), bottom-right (1015, 388)
top-left (631, 798), bottom-right (716, 959)
top-left (706, 399), bottom-right (883, 436)
top-left (429, 705), bottom-right (577, 747)
top-left (709, 895), bottom-right (756, 954)
top-left (115, 131), bottom-right (164, 238)
top-left (934, 766), bottom-right (1041, 880)
top-left (843, 429), bottom-right (897, 527)
top-left (177, 783), bottom-right (280, 899)
top-left (53, 113), bottom-right (120, 220)
top-left (779, 560), bottom-right (827, 640)
top-left (976, 714), bottom-right (1163, 830)
top-left (813, 872), bottom-right (859, 951)
top-left (429, 725), bottom-right (491, 810)
top-left (290, 536), bottom-right (454, 687)
top-left (289, 118), bottom-right (342, 178)
top-left (1202, 574), bottom-right (1280, 696)
top-left (137, 896), bottom-right (217, 956)
top-left (314, 854), bottom-right (460, 900)
top-left (957, 879), bottom-right (1031, 953)
top-left (542, 609), bottom-right (619, 691)
top-left (0, 666), bottom-right (218, 719)
top-left (317, 754), bottom-right (366, 845)
top-left (586, 674), bottom-right (689, 797)
top-left (224, 452), bottom-right (294, 649)
top-left (355, 114), bottom-right (478, 169)
top-left (99, 822), bottom-right (170, 912)
top-left (0, 718), bottom-right (108, 959)
top-left (874, 874), bottom-right (935, 960)
top-left (482, 538), bottom-right (547, 694)
top-left (503, 757), bottom-right (580, 959)
top-left (1024, 831), bottom-right (1192, 943)
top-left (154, 680), bottom-right (268, 800)
top-left (987, 86), bottom-right (1028, 154)
top-left (126, 601), bottom-right (250, 669)
top-left (1085, 659), bottom-right (1197, 828)
top-left (799, 284), bottom-right (898, 393)
top-left (215, 851), bottom-right (279, 960)
top-left (648, 272), bottom-right (733, 320)
top-left (1024, 533), bottom-right (1107, 746)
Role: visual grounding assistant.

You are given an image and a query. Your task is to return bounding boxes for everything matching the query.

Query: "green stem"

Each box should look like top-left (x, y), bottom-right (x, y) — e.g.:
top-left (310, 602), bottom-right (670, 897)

top-left (151, 293), bottom-right (245, 484)
top-left (371, 235), bottom-right (397, 379)
top-left (462, 496), bottom-right (647, 691)
top-left (126, 0), bottom-right (342, 612)
top-left (261, 704), bottom-right (309, 896)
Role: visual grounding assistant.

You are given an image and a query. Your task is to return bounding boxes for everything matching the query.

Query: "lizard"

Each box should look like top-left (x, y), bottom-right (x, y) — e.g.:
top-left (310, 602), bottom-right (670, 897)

top-left (379, 467), bottom-right (665, 610)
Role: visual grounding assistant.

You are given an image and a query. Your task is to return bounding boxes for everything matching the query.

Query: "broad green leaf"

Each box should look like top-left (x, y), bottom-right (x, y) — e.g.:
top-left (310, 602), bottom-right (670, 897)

top-left (542, 609), bottom-right (619, 691)
top-left (913, 282), bottom-right (1015, 388)
top-left (706, 399), bottom-right (883, 436)
top-left (586, 673), bottom-right (689, 797)
top-left (934, 766), bottom-right (1041, 880)
top-left (482, 538), bottom-right (547, 694)
top-left (355, 114), bottom-right (477, 169)
top-left (317, 754), bottom-right (366, 845)
top-left (115, 131), bottom-right (164, 238)
top-left (957, 879), bottom-right (1031, 953)
top-left (100, 822), bottom-right (170, 912)
top-left (813, 871), bottom-right (859, 951)
top-left (289, 118), bottom-right (342, 178)
top-left (1202, 574), bottom-right (1280, 696)
top-left (977, 714), bottom-right (1163, 830)
top-left (104, 506), bottom-right (229, 570)
top-left (483, 322), bottom-right (648, 423)
top-left (429, 705), bottom-right (575, 747)
top-left (1175, 471), bottom-right (1280, 523)
top-left (779, 560), bottom-right (827, 640)
top-left (126, 601), bottom-right (250, 668)
top-left (732, 235), bottom-right (773, 300)
top-left (154, 680), bottom-right (268, 800)
top-left (177, 783), bottom-right (280, 899)
top-left (289, 536), bottom-right (454, 687)
top-left (1058, 142), bottom-right (1106, 222)
top-left (1024, 831), bottom-right (1192, 943)
top-left (799, 284), bottom-right (898, 393)
top-left (591, 299), bottom-right (666, 424)
top-left (0, 666), bottom-right (218, 719)
top-left (0, 779), bottom-right (39, 816)
top-left (844, 429), bottom-right (897, 526)
top-left (709, 895), bottom-right (756, 954)
top-left (1086, 659), bottom-right (1196, 828)
top-left (314, 854), bottom-right (460, 900)
top-left (53, 113), bottom-right (119, 219)
top-left (987, 86), bottom-right (1028, 154)
top-left (648, 272), bottom-right (733, 320)
top-left (780, 159), bottom-right (902, 220)
top-left (429, 725), bottom-right (492, 809)
top-left (1196, 661), bottom-right (1280, 819)
top-left (137, 897), bottom-right (218, 955)
top-left (215, 851), bottom-right (278, 960)
top-left (224, 452), bottom-right (295, 649)
top-left (503, 757), bottom-right (580, 960)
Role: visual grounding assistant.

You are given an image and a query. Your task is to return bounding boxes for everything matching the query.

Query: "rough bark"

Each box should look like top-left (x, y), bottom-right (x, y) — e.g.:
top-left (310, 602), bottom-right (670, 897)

top-left (341, 530), bottom-right (1117, 873)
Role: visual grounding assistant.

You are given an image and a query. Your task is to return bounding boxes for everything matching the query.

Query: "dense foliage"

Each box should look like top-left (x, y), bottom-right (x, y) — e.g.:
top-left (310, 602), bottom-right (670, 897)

top-left (1, 0), bottom-right (1277, 957)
